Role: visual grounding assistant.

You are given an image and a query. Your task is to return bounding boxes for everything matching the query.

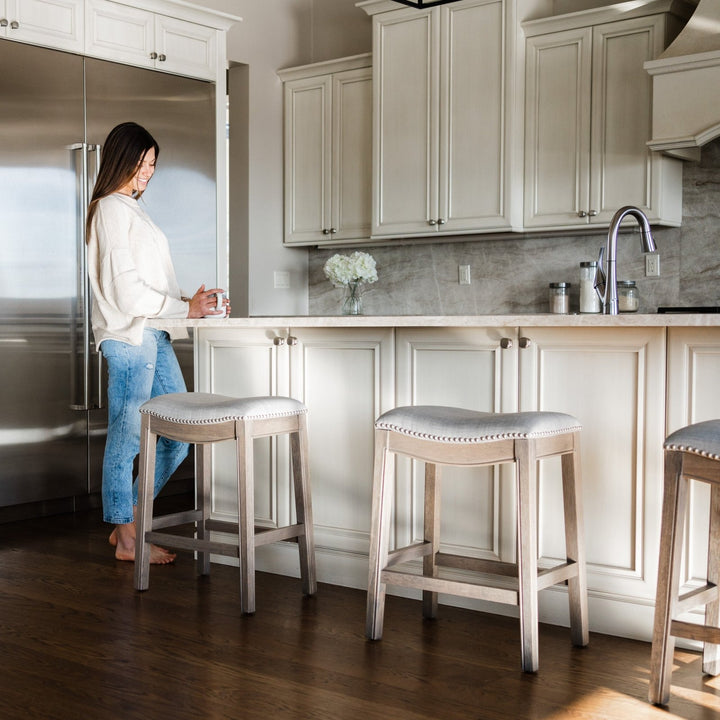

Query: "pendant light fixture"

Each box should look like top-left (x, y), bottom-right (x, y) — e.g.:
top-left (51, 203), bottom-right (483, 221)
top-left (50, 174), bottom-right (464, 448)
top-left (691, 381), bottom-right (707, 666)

top-left (392, 0), bottom-right (464, 7)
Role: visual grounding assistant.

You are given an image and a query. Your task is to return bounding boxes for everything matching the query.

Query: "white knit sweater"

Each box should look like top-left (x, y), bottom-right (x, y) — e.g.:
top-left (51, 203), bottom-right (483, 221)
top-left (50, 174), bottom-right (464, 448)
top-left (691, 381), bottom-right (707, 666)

top-left (88, 193), bottom-right (189, 347)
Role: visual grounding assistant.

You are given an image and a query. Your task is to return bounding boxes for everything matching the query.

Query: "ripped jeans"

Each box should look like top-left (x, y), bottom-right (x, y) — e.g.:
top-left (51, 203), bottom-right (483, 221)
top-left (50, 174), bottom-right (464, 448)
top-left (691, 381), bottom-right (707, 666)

top-left (100, 328), bottom-right (189, 525)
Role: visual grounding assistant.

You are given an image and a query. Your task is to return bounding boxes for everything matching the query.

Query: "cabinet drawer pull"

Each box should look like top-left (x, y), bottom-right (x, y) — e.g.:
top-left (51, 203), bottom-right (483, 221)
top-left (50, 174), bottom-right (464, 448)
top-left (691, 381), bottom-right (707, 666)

top-left (500, 338), bottom-right (513, 349)
top-left (519, 337), bottom-right (532, 349)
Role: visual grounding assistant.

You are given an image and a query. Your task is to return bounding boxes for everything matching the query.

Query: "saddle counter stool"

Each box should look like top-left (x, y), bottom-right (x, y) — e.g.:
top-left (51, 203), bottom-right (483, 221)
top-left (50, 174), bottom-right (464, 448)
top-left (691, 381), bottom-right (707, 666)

top-left (133, 392), bottom-right (316, 615)
top-left (650, 420), bottom-right (720, 706)
top-left (366, 406), bottom-right (589, 673)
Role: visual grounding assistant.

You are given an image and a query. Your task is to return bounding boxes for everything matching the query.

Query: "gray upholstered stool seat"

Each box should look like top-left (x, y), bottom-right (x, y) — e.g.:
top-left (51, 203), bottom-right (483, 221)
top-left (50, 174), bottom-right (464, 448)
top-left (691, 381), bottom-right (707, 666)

top-left (367, 405), bottom-right (589, 673)
top-left (134, 392), bottom-right (316, 614)
top-left (650, 420), bottom-right (720, 705)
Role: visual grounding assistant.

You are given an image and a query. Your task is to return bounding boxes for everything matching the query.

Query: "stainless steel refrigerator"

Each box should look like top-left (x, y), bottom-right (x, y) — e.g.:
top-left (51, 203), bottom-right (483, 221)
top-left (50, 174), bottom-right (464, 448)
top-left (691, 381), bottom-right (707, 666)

top-left (0, 40), bottom-right (217, 515)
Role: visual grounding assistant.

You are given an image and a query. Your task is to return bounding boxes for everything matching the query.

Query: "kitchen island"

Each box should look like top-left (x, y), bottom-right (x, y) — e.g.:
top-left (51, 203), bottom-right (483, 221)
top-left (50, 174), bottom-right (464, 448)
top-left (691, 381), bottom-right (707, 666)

top-left (154, 314), bottom-right (720, 643)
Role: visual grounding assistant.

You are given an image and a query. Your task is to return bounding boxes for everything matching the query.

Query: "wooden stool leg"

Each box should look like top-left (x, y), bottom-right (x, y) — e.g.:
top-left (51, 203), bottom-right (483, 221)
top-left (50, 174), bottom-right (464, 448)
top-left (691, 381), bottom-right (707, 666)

top-left (196, 442), bottom-right (211, 576)
top-left (561, 436), bottom-right (589, 647)
top-left (703, 483), bottom-right (720, 675)
top-left (366, 429), bottom-right (393, 640)
top-left (422, 463), bottom-right (441, 619)
top-left (649, 451), bottom-right (689, 705)
top-left (516, 438), bottom-right (540, 673)
top-left (291, 414), bottom-right (317, 596)
top-left (134, 415), bottom-right (156, 591)
top-left (236, 420), bottom-right (256, 615)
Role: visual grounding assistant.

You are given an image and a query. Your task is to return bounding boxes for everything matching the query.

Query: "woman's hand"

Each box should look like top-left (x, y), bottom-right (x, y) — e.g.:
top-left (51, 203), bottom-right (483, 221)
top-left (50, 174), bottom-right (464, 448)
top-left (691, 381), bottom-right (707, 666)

top-left (187, 284), bottom-right (231, 318)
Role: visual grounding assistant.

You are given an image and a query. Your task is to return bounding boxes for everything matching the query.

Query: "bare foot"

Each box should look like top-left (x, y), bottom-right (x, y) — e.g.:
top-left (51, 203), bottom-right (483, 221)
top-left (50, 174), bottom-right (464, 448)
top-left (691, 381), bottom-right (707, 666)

top-left (110, 522), bottom-right (176, 565)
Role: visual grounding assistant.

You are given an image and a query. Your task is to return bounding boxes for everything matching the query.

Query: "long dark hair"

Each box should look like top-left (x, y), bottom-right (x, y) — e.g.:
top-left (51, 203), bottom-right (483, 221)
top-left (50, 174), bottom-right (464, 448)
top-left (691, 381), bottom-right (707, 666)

top-left (85, 122), bottom-right (160, 243)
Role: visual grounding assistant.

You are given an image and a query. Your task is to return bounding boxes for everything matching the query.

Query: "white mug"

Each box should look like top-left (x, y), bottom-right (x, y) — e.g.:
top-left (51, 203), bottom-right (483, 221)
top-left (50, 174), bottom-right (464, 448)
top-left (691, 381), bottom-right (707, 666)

top-left (204, 291), bottom-right (227, 318)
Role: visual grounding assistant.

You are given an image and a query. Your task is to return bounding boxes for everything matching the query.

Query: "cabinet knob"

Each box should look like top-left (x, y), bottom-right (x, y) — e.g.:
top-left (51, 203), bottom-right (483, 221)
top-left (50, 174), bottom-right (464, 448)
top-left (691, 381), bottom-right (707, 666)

top-left (10, 20), bottom-right (18, 29)
top-left (500, 338), bottom-right (513, 349)
top-left (287, 335), bottom-right (298, 346)
top-left (588, 209), bottom-right (598, 217)
top-left (330, 228), bottom-right (337, 234)
top-left (150, 51), bottom-right (158, 59)
top-left (577, 210), bottom-right (587, 218)
top-left (0, 19), bottom-right (8, 27)
top-left (158, 54), bottom-right (166, 62)
top-left (428, 219), bottom-right (437, 226)
top-left (519, 337), bottom-right (532, 349)
top-left (273, 337), bottom-right (286, 346)
top-left (322, 228), bottom-right (330, 235)
top-left (437, 218), bottom-right (446, 225)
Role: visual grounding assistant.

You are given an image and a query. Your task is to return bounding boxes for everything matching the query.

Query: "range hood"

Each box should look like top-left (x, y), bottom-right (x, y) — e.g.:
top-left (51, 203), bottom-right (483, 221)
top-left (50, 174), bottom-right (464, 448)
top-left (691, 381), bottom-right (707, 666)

top-left (645, 0), bottom-right (720, 159)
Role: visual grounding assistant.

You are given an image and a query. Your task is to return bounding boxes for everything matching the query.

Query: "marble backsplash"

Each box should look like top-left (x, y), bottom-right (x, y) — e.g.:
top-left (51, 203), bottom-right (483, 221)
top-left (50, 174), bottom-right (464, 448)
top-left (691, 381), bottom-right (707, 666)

top-left (308, 139), bottom-right (720, 315)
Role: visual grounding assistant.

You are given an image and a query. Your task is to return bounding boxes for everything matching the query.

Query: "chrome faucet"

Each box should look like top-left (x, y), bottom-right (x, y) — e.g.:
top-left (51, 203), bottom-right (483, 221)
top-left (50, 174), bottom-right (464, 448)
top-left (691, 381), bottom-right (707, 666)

top-left (594, 206), bottom-right (656, 314)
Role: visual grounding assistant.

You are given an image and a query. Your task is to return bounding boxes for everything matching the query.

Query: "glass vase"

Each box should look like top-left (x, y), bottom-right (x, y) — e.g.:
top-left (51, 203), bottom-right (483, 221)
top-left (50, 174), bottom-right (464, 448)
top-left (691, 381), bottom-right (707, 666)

top-left (342, 281), bottom-right (364, 315)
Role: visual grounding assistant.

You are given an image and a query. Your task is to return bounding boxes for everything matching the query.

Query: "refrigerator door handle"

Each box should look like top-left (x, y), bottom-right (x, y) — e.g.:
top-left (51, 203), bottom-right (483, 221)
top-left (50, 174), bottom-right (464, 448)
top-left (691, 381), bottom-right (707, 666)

top-left (70, 142), bottom-right (95, 411)
top-left (88, 143), bottom-right (104, 410)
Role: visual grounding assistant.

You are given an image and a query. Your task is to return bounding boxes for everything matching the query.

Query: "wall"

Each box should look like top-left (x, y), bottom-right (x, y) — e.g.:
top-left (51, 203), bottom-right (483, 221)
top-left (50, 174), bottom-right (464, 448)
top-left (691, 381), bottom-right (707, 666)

top-left (308, 138), bottom-right (720, 315)
top-left (197, 0), bottom-right (372, 316)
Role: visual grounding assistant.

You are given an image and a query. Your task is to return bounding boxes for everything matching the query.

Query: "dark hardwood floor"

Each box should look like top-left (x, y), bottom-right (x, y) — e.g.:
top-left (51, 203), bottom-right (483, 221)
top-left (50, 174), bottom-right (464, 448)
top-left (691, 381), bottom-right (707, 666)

top-left (0, 499), bottom-right (718, 720)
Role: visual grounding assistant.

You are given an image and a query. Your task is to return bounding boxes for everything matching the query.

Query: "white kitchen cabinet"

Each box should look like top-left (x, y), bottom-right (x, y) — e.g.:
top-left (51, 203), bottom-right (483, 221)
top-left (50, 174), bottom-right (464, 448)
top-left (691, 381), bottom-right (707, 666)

top-left (279, 55), bottom-right (372, 247)
top-left (523, 4), bottom-right (685, 230)
top-left (85, 0), bottom-right (218, 80)
top-left (666, 328), bottom-right (720, 596)
top-left (195, 325), bottom-right (394, 581)
top-left (518, 326), bottom-right (666, 634)
top-left (0, 0), bottom-right (83, 52)
top-left (394, 327), bottom-right (518, 566)
top-left (395, 325), bottom-right (666, 634)
top-left (362, 0), bottom-right (513, 238)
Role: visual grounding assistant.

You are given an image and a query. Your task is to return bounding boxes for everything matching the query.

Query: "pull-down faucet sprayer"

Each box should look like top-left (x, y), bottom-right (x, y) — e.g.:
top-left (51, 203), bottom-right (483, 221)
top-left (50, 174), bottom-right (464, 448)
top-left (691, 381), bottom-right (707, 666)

top-left (594, 206), bottom-right (656, 315)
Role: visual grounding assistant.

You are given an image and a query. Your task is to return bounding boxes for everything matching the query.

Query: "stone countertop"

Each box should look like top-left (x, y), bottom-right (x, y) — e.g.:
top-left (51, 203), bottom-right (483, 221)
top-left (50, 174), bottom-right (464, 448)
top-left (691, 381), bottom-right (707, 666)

top-left (152, 313), bottom-right (720, 328)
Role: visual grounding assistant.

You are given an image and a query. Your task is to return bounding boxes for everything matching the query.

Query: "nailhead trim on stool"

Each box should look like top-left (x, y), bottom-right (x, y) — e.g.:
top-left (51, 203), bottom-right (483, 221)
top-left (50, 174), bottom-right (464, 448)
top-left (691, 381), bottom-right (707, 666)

top-left (133, 392), bottom-right (316, 615)
top-left (366, 405), bottom-right (589, 673)
top-left (649, 419), bottom-right (720, 705)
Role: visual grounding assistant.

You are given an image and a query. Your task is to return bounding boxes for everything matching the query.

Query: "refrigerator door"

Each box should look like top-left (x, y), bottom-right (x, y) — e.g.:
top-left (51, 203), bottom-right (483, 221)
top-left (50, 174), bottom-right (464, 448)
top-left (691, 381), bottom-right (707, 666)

top-left (0, 41), bottom-right (89, 505)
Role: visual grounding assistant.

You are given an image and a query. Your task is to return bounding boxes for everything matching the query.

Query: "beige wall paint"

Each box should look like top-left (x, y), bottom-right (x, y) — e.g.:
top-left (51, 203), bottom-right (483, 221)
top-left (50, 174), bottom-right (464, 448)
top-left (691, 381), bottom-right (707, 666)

top-left (195, 0), bottom-right (371, 315)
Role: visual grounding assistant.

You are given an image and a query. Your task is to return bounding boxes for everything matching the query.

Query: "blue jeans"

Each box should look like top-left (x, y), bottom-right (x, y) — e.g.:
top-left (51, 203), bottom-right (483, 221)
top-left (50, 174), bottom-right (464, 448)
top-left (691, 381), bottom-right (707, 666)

top-left (100, 328), bottom-right (189, 525)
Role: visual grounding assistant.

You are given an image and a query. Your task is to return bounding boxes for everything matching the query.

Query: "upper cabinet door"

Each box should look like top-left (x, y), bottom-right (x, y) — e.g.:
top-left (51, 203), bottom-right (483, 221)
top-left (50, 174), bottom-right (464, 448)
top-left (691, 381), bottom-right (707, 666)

top-left (524, 27), bottom-right (593, 229)
top-left (373, 7), bottom-right (438, 237)
top-left (439, 0), bottom-right (508, 233)
top-left (154, 15), bottom-right (217, 81)
top-left (590, 15), bottom-right (671, 225)
top-left (1, 0), bottom-right (83, 52)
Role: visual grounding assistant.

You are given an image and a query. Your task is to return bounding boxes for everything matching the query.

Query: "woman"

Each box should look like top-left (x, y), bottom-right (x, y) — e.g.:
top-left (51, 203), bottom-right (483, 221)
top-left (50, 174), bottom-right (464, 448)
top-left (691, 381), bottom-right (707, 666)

top-left (87, 121), bottom-right (229, 564)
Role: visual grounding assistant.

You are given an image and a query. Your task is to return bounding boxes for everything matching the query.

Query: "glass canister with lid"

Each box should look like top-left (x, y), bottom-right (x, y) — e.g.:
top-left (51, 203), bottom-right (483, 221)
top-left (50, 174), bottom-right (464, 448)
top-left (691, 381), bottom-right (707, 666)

top-left (549, 282), bottom-right (571, 314)
top-left (579, 261), bottom-right (601, 314)
top-left (617, 280), bottom-right (639, 312)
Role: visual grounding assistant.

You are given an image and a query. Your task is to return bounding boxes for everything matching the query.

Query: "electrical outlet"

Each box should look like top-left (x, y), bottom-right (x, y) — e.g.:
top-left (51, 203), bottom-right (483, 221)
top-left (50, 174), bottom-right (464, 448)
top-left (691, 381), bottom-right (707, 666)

top-left (458, 265), bottom-right (471, 285)
top-left (645, 253), bottom-right (660, 277)
top-left (274, 271), bottom-right (290, 289)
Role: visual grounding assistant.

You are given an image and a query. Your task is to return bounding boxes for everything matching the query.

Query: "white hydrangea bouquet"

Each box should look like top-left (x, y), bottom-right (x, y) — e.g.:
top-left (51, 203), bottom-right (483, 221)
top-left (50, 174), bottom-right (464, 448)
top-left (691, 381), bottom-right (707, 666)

top-left (323, 251), bottom-right (378, 315)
